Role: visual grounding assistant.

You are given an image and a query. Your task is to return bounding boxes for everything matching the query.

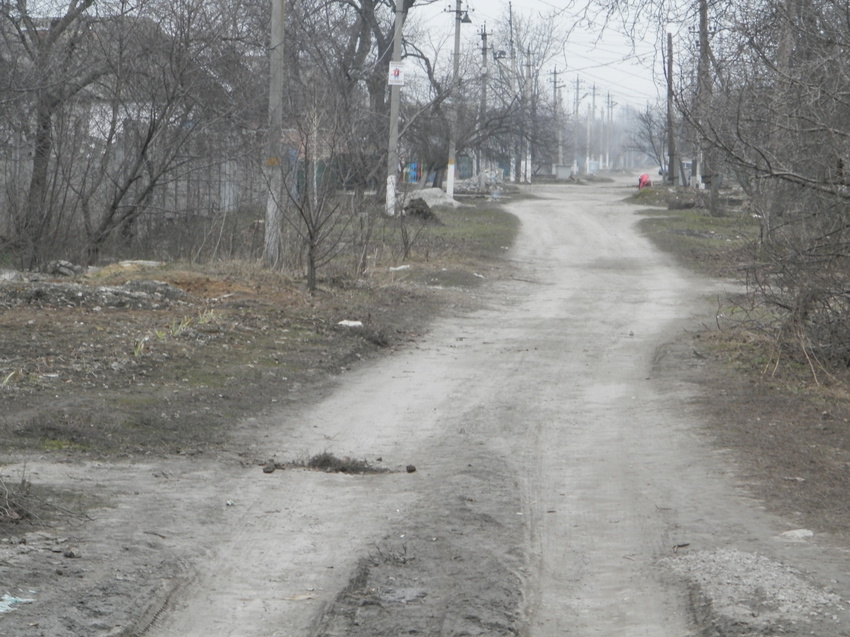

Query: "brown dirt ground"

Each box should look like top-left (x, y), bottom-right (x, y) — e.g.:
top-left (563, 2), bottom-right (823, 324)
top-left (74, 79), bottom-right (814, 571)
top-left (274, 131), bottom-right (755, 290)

top-left (0, 262), bottom-right (477, 462)
top-left (635, 195), bottom-right (850, 547)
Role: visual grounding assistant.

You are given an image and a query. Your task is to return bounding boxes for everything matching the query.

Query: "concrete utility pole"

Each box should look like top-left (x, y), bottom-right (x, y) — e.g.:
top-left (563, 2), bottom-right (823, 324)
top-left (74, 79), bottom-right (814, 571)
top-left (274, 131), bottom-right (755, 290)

top-left (510, 4), bottom-right (520, 183)
top-left (552, 68), bottom-right (565, 168)
top-left (572, 75), bottom-right (580, 175)
top-left (667, 31), bottom-right (677, 186)
top-left (605, 92), bottom-right (615, 170)
top-left (696, 0), bottom-right (720, 213)
top-left (263, 0), bottom-right (285, 268)
top-left (591, 83), bottom-right (597, 168)
top-left (385, 2), bottom-right (409, 216)
top-left (520, 56), bottom-right (533, 183)
top-left (446, 0), bottom-right (468, 200)
top-left (585, 102), bottom-right (591, 174)
top-left (478, 24), bottom-right (489, 192)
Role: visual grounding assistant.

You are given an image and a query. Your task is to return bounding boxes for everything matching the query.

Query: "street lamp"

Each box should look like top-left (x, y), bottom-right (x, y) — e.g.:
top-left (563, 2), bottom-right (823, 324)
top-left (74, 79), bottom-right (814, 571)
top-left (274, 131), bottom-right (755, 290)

top-left (446, 1), bottom-right (471, 200)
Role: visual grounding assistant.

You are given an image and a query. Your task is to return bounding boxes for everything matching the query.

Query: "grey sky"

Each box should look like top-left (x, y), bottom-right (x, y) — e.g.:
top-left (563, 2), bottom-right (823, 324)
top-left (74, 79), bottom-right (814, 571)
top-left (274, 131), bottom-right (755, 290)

top-left (413, 0), bottom-right (663, 109)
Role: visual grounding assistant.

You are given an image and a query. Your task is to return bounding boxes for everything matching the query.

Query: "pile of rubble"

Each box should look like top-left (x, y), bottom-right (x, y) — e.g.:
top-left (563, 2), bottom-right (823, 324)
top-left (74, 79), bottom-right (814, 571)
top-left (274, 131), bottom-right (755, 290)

top-left (0, 279), bottom-right (191, 311)
top-left (0, 261), bottom-right (191, 310)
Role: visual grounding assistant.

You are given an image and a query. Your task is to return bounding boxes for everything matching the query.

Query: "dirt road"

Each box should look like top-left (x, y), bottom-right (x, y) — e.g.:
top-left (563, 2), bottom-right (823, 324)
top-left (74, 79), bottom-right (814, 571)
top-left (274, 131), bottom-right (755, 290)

top-left (6, 178), bottom-right (850, 636)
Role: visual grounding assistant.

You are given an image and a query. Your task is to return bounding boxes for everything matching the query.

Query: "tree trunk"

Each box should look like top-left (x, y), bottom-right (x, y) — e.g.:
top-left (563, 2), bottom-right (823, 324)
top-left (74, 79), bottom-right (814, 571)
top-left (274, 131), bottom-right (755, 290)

top-left (306, 239), bottom-right (317, 292)
top-left (264, 0), bottom-right (286, 269)
top-left (20, 97), bottom-right (56, 269)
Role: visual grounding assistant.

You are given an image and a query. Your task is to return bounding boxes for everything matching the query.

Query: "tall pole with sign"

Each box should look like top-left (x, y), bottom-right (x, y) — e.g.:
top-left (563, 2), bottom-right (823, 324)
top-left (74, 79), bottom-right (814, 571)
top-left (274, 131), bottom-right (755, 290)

top-left (446, 0), bottom-right (464, 200)
top-left (385, 4), bottom-right (408, 217)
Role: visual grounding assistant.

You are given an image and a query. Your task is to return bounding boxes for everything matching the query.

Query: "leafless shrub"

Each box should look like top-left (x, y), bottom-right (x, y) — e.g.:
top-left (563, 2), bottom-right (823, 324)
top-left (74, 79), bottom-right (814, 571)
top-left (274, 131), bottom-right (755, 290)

top-left (0, 471), bottom-right (34, 523)
top-left (0, 465), bottom-right (90, 527)
top-left (372, 542), bottom-right (415, 566)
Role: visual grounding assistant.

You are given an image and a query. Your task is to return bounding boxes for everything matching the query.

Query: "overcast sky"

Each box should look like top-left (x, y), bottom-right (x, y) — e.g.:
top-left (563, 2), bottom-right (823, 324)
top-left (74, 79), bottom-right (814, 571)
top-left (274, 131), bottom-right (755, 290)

top-left (411, 0), bottom-right (664, 111)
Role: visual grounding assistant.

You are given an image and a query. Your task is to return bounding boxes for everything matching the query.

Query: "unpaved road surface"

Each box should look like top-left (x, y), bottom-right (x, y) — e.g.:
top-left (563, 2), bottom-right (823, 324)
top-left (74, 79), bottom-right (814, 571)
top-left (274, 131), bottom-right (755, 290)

top-left (5, 178), bottom-right (850, 636)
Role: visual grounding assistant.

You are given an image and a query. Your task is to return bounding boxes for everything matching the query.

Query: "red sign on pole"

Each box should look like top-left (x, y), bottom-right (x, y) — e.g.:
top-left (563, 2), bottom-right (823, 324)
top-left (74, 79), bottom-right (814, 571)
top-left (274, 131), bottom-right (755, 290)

top-left (388, 62), bottom-right (406, 86)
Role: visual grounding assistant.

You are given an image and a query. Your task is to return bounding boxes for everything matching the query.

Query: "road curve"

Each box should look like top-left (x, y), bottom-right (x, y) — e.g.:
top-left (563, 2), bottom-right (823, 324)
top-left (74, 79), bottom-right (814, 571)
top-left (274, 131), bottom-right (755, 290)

top-left (146, 177), bottom-right (850, 637)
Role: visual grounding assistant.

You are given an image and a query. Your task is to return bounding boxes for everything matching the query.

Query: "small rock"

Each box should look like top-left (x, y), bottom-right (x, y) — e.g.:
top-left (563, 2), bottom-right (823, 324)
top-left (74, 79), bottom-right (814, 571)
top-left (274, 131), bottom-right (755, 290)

top-left (403, 197), bottom-right (440, 222)
top-left (63, 549), bottom-right (81, 558)
top-left (45, 260), bottom-right (83, 278)
top-left (406, 464), bottom-right (416, 473)
top-left (262, 464), bottom-right (276, 474)
top-left (780, 529), bottom-right (814, 540)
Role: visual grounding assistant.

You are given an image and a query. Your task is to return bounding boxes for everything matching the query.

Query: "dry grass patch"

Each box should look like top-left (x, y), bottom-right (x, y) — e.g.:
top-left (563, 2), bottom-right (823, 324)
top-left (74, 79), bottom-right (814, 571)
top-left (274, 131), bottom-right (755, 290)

top-left (300, 452), bottom-right (389, 474)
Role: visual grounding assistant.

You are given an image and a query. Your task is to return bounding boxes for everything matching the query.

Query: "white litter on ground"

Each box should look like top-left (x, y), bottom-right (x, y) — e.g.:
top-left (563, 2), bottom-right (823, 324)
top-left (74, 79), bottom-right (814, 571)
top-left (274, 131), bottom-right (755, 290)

top-left (779, 528), bottom-right (814, 541)
top-left (0, 593), bottom-right (35, 614)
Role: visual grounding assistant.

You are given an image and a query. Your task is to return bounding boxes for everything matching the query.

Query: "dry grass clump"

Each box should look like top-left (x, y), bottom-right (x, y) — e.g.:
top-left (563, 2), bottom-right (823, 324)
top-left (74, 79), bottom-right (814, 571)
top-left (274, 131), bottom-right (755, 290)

top-left (0, 474), bottom-right (34, 522)
top-left (303, 452), bottom-right (388, 474)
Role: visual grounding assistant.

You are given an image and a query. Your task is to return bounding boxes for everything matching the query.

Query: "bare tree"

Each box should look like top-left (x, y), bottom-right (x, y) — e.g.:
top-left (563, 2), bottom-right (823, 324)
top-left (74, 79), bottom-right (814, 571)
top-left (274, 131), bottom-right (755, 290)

top-left (1, 0), bottom-right (101, 267)
top-left (0, 0), bottom-right (267, 267)
top-left (399, 5), bottom-right (571, 187)
top-left (625, 104), bottom-right (666, 169)
top-left (590, 0), bottom-right (850, 371)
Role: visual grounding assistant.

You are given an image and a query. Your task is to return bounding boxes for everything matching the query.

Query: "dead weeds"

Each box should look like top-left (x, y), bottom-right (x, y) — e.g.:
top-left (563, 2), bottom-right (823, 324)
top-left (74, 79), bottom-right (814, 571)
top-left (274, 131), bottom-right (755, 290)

top-left (0, 203), bottom-right (518, 464)
top-left (0, 473), bottom-right (32, 523)
top-left (638, 193), bottom-right (850, 542)
top-left (0, 467), bottom-right (90, 526)
top-left (0, 272), bottom-right (427, 457)
top-left (302, 451), bottom-right (389, 474)
top-left (259, 451), bottom-right (390, 475)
